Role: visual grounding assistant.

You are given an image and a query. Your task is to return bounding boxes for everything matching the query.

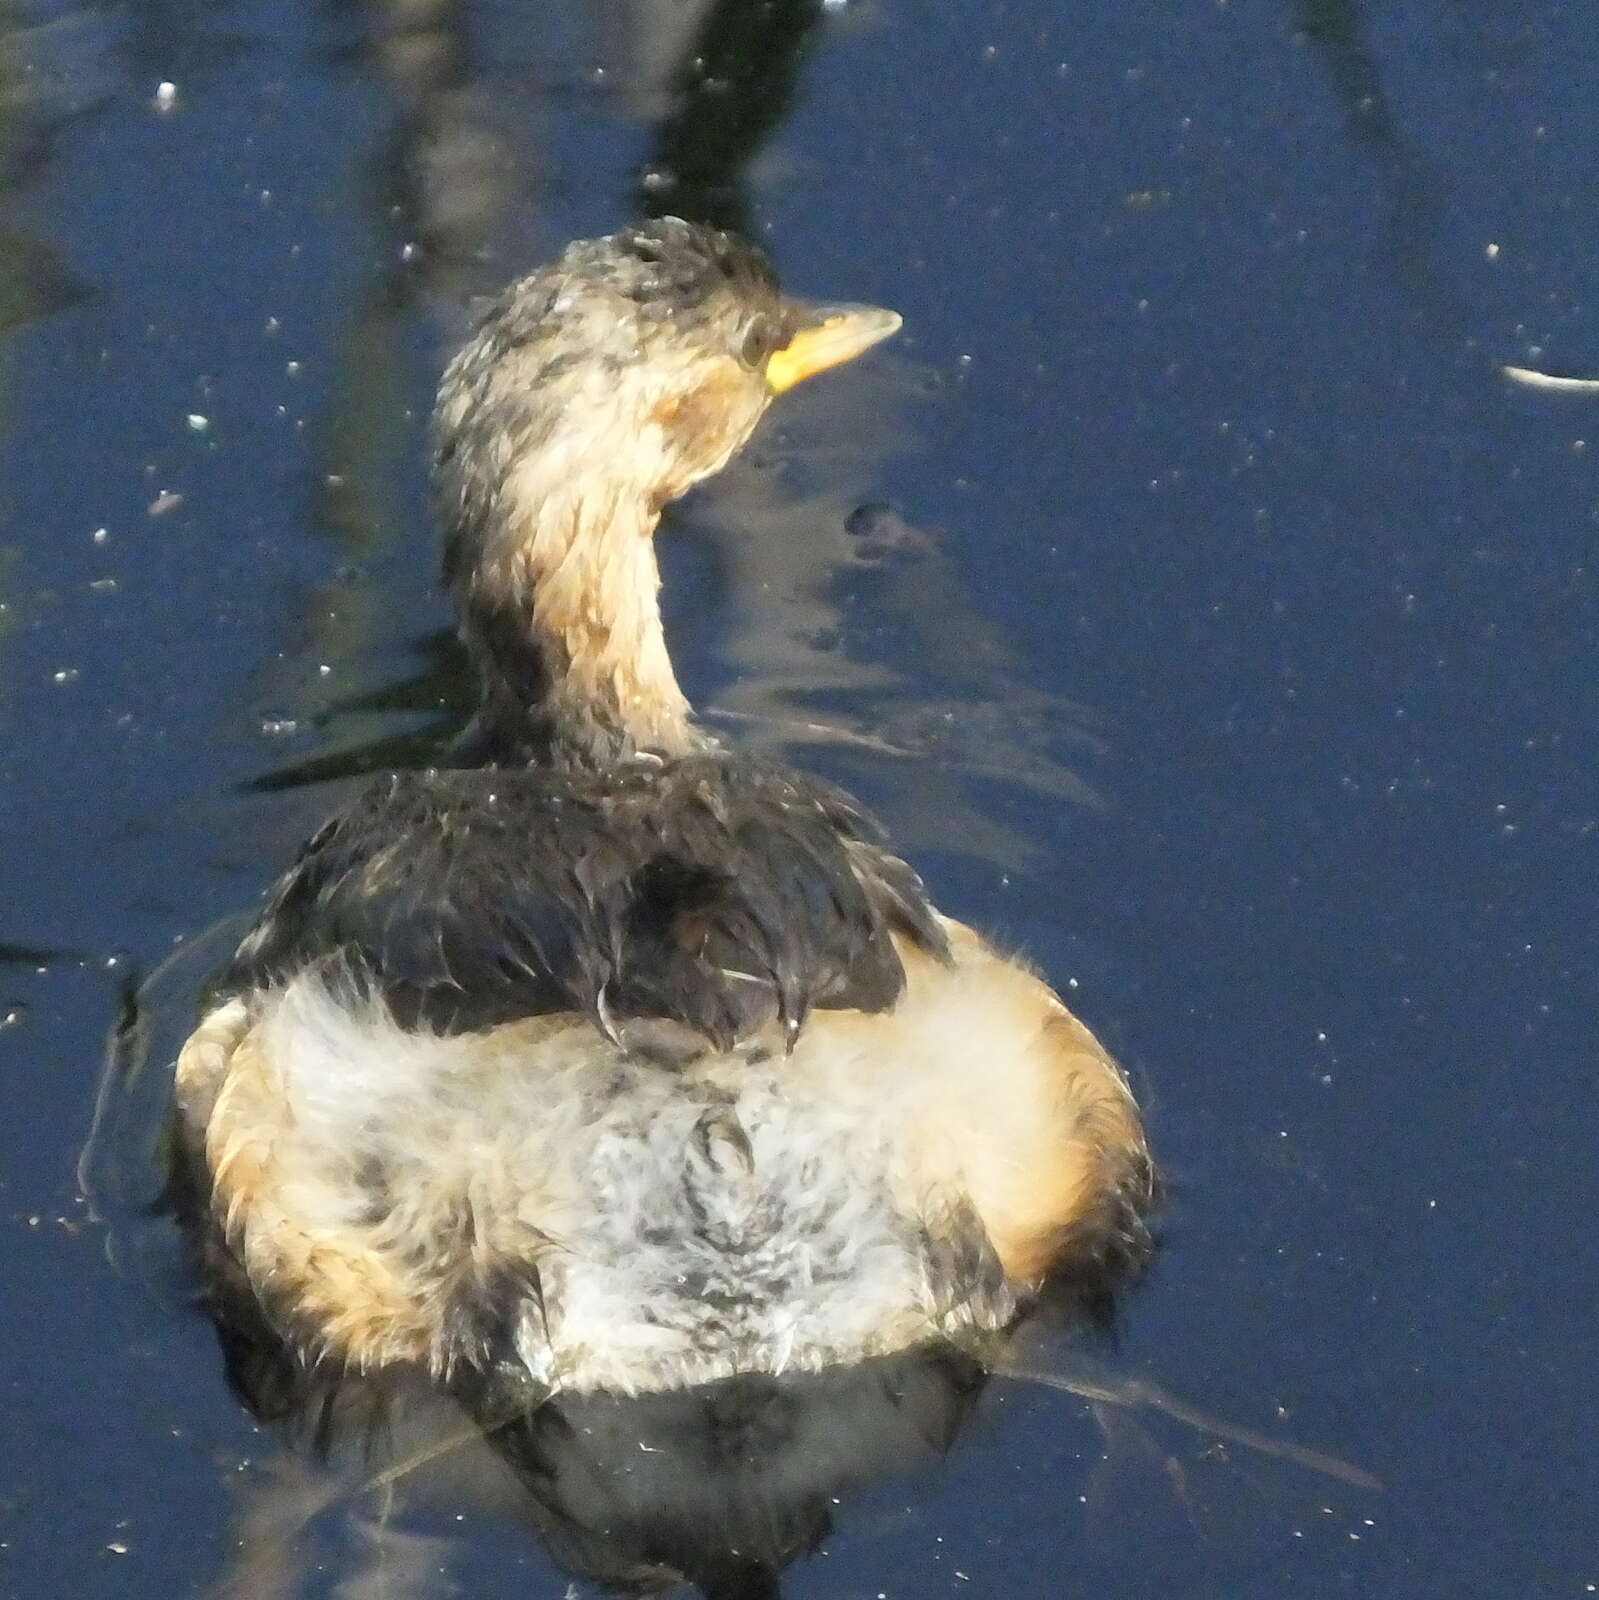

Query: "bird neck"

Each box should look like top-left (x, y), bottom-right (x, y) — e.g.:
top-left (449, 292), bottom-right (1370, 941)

top-left (458, 472), bottom-right (699, 767)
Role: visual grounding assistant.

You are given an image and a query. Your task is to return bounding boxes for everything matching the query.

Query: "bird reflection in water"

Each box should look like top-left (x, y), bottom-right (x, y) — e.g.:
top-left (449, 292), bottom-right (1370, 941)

top-left (189, 1342), bottom-right (986, 1599)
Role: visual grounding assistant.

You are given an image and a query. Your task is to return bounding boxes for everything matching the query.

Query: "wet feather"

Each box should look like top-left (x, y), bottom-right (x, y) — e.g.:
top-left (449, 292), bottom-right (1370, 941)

top-left (229, 750), bottom-right (948, 1047)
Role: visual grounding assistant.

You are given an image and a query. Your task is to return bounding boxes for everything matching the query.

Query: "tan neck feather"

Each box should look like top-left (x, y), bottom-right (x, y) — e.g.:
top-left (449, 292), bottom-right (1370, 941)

top-left (483, 465), bottom-right (693, 756)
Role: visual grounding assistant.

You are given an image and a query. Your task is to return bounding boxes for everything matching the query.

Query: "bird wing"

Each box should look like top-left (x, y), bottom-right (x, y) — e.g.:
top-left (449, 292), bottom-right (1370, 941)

top-left (227, 756), bottom-right (947, 1045)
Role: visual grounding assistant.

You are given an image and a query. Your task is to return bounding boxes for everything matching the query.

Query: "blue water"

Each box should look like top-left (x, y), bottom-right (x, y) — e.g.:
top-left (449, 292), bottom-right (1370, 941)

top-left (2, 0), bottom-right (1595, 1594)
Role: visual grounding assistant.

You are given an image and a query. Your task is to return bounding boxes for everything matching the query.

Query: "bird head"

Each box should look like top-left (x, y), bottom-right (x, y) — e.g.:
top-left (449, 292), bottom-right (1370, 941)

top-left (434, 218), bottom-right (901, 580)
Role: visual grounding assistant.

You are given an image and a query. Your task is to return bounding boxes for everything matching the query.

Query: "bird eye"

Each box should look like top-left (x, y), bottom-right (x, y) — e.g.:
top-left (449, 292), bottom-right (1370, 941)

top-left (739, 318), bottom-right (776, 369)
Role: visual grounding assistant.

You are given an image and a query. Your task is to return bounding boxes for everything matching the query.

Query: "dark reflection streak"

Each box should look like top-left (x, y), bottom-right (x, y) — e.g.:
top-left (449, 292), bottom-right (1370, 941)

top-left (636, 0), bottom-right (825, 235)
top-left (253, 0), bottom-right (534, 751)
top-left (242, 628), bottom-right (468, 790)
top-left (244, 720), bottom-right (452, 791)
top-left (0, 2), bottom-right (98, 329)
top-left (322, 0), bottom-right (522, 292)
top-left (0, 0), bottom-right (100, 720)
top-left (0, 938), bottom-right (67, 964)
top-left (1290, 0), bottom-right (1474, 345)
top-left (120, 0), bottom-right (252, 92)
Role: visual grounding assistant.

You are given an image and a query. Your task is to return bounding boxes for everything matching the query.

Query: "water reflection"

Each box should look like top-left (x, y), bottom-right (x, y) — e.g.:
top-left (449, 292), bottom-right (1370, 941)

top-left (0, 937), bottom-right (65, 963)
top-left (180, 1339), bottom-right (1379, 1598)
top-left (246, 0), bottom-right (543, 743)
top-left (628, 0), bottom-right (824, 233)
top-left (1289, 0), bottom-right (1469, 341)
top-left (0, 1), bottom-right (97, 338)
top-left (189, 1347), bottom-right (986, 1600)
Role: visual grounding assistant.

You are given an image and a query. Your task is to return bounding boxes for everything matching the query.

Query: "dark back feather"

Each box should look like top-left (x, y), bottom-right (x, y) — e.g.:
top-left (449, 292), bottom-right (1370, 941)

top-left (228, 752), bottom-right (947, 1046)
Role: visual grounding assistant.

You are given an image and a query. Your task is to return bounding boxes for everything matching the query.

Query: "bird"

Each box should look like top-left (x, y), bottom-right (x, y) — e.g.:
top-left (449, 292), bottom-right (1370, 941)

top-left (172, 218), bottom-right (1154, 1431)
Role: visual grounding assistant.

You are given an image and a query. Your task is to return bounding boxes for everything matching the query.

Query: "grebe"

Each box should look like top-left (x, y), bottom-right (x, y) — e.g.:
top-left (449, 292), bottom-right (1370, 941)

top-left (174, 220), bottom-right (1153, 1421)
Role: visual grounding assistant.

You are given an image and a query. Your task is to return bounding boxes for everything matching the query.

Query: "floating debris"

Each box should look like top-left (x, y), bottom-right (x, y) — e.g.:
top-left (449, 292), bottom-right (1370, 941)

top-left (186, 414), bottom-right (209, 432)
top-left (1501, 364), bottom-right (1599, 394)
top-left (148, 490), bottom-right (184, 517)
top-left (152, 81), bottom-right (178, 113)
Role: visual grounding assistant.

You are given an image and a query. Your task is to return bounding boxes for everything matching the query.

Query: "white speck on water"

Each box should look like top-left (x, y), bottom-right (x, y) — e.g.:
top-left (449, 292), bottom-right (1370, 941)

top-left (260, 718), bottom-right (299, 737)
top-left (187, 414), bottom-right (208, 432)
top-left (1502, 364), bottom-right (1599, 393)
top-left (148, 490), bottom-right (184, 517)
top-left (92, 526), bottom-right (109, 543)
top-left (52, 668), bottom-right (80, 685)
top-left (285, 360), bottom-right (301, 376)
top-left (1485, 242), bottom-right (1500, 261)
top-left (317, 663), bottom-right (332, 676)
top-left (152, 80), bottom-right (178, 112)
top-left (89, 578), bottom-right (119, 593)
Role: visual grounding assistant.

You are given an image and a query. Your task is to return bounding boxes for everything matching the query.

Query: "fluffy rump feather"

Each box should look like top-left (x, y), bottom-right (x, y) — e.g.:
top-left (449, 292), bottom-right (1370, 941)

top-left (176, 921), bottom-right (1150, 1402)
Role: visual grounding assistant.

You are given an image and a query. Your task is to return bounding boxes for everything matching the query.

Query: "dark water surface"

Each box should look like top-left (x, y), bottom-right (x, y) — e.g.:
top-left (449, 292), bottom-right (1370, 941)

top-left (2, 0), bottom-right (1595, 1594)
